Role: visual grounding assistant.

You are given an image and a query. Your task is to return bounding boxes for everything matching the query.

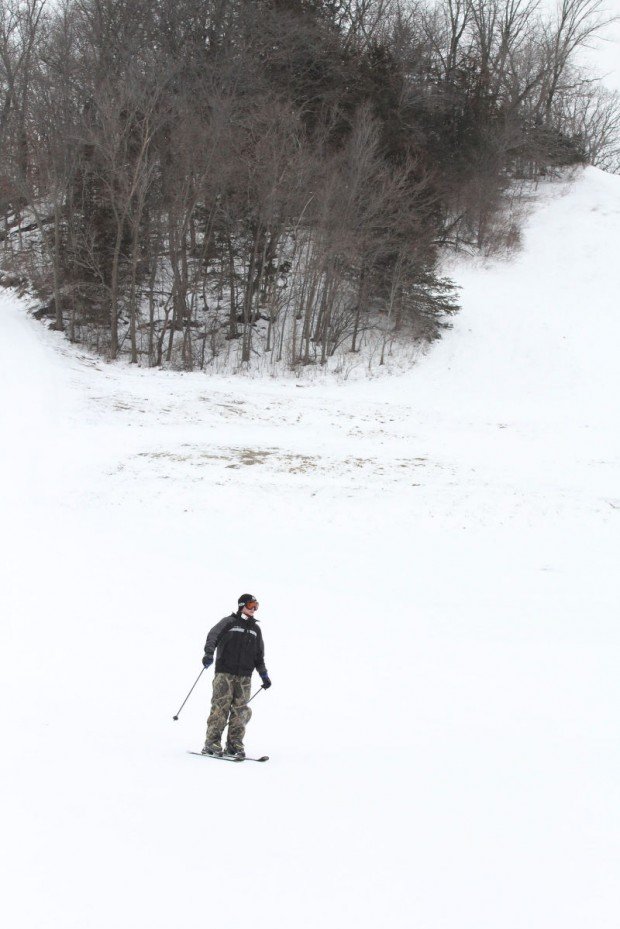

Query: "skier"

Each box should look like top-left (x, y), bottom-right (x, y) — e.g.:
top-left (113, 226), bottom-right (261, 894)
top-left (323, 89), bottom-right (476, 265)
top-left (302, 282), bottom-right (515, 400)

top-left (201, 593), bottom-right (271, 759)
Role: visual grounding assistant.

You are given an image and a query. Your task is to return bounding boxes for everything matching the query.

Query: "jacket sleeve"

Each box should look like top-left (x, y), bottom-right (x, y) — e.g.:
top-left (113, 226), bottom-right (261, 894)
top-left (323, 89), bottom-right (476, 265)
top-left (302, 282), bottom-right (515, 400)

top-left (204, 615), bottom-right (235, 661)
top-left (254, 628), bottom-right (268, 677)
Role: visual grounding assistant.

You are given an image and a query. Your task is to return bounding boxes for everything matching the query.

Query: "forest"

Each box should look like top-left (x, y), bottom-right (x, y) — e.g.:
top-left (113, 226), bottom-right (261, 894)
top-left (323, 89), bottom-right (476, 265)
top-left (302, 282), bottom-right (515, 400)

top-left (0, 0), bottom-right (618, 371)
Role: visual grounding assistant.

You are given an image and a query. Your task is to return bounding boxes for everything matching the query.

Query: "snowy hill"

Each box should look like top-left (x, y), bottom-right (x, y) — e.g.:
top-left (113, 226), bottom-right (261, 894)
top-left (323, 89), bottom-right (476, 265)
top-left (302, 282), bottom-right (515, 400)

top-left (1, 167), bottom-right (619, 929)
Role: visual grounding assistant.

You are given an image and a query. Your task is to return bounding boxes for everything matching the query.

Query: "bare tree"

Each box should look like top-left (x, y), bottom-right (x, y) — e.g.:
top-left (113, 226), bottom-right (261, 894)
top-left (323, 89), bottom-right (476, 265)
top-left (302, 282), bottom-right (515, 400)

top-left (1, 0), bottom-right (615, 372)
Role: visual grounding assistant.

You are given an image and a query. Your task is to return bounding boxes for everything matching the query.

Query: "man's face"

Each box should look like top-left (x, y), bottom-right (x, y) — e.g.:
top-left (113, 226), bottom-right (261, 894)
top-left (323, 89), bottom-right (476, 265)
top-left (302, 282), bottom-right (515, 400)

top-left (242, 600), bottom-right (259, 617)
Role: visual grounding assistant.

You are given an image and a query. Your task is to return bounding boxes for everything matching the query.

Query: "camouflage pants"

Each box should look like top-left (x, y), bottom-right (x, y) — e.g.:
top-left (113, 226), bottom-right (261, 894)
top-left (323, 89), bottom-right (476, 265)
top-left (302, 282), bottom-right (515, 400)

top-left (206, 672), bottom-right (252, 749)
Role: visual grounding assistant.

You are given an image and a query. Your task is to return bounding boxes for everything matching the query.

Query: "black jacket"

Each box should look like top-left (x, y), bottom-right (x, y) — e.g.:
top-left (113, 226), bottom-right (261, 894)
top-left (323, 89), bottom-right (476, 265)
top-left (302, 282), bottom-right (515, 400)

top-left (204, 612), bottom-right (268, 678)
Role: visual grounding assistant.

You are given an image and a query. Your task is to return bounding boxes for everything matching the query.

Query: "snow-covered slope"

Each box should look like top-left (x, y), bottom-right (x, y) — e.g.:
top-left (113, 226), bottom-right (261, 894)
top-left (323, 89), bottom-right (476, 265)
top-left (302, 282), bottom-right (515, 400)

top-left (417, 167), bottom-right (620, 424)
top-left (1, 167), bottom-right (619, 929)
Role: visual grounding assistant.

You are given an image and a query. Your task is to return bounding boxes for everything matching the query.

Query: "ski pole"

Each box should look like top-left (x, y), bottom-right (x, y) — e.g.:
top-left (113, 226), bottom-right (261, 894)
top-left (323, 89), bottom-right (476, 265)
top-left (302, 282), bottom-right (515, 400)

top-left (172, 667), bottom-right (205, 720)
top-left (247, 685), bottom-right (265, 705)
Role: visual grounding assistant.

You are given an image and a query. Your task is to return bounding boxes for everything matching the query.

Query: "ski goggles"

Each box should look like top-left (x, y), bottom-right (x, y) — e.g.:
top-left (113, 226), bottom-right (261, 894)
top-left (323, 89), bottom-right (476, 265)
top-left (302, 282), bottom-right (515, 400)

top-left (244, 601), bottom-right (259, 611)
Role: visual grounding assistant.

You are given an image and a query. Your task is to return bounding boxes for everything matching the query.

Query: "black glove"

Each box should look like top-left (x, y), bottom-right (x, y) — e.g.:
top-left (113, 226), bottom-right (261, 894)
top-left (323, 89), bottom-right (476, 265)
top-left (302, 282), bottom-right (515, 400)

top-left (261, 675), bottom-right (272, 689)
top-left (202, 656), bottom-right (213, 669)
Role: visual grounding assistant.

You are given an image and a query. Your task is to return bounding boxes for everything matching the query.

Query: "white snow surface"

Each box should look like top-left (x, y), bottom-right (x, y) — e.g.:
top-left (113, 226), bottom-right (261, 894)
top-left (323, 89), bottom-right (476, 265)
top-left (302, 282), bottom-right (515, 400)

top-left (1, 167), bottom-right (619, 929)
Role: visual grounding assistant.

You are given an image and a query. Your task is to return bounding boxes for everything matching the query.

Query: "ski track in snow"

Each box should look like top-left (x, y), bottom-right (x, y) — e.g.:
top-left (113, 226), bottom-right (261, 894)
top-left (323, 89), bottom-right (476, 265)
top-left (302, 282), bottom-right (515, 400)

top-left (1, 167), bottom-right (619, 929)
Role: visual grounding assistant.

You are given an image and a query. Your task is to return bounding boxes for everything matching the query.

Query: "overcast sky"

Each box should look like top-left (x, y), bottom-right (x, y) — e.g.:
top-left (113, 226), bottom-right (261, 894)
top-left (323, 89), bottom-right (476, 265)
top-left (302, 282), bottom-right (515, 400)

top-left (576, 0), bottom-right (620, 91)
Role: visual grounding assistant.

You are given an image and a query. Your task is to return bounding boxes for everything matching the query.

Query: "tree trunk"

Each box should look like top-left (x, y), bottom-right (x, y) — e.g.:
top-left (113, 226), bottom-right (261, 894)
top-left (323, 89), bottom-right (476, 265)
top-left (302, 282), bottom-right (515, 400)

top-left (108, 218), bottom-right (124, 360)
top-left (350, 263), bottom-right (367, 353)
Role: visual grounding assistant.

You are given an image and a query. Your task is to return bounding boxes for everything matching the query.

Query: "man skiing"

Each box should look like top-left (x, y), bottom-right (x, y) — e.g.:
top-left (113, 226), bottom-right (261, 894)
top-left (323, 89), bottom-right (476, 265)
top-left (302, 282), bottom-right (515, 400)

top-left (201, 593), bottom-right (271, 759)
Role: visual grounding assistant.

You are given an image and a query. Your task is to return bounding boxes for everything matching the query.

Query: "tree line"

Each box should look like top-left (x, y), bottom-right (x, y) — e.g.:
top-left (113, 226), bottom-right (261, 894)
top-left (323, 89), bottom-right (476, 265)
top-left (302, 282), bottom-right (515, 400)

top-left (0, 0), bottom-right (617, 370)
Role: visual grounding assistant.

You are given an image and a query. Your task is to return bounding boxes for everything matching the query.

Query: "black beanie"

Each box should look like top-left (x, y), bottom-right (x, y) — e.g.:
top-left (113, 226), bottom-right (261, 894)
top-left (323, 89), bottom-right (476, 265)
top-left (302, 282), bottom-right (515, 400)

top-left (238, 593), bottom-right (257, 609)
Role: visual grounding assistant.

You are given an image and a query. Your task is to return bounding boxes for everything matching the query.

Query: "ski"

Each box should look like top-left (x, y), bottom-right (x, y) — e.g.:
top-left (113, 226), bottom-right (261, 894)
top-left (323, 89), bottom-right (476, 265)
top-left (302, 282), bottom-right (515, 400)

top-left (188, 751), bottom-right (269, 763)
top-left (188, 751), bottom-right (240, 762)
top-left (233, 755), bottom-right (269, 763)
